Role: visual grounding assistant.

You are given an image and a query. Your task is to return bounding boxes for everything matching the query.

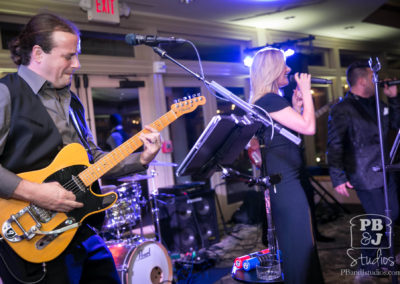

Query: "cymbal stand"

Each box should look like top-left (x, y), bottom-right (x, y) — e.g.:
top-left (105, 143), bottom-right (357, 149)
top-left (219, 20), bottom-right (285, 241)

top-left (148, 169), bottom-right (162, 243)
top-left (135, 196), bottom-right (145, 241)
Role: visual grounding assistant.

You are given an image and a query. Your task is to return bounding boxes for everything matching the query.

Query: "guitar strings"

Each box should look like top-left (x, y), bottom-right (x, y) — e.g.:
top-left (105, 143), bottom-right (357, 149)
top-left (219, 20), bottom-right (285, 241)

top-left (58, 111), bottom-right (175, 195)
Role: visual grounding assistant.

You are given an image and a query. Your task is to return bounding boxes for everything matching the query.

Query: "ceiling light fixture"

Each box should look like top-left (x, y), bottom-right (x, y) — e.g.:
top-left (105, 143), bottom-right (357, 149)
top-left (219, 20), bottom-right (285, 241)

top-left (180, 0), bottom-right (194, 4)
top-left (284, 16), bottom-right (295, 20)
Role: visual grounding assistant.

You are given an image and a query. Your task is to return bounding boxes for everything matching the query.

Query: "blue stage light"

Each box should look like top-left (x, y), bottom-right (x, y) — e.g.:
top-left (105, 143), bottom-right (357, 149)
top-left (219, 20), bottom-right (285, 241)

top-left (243, 55), bottom-right (253, 67)
top-left (284, 48), bottom-right (295, 57)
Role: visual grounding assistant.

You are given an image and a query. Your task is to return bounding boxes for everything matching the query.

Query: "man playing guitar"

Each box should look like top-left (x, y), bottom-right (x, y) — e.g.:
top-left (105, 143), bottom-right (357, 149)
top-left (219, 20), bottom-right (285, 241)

top-left (0, 13), bottom-right (161, 283)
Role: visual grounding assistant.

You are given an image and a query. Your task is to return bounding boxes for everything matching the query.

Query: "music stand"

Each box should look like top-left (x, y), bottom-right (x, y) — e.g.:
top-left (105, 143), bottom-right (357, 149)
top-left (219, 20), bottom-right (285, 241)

top-left (176, 114), bottom-right (262, 179)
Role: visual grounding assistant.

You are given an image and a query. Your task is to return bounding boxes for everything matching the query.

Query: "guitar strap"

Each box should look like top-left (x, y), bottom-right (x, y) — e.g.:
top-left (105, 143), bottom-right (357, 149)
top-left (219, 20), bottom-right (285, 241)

top-left (69, 108), bottom-right (106, 231)
top-left (69, 108), bottom-right (94, 163)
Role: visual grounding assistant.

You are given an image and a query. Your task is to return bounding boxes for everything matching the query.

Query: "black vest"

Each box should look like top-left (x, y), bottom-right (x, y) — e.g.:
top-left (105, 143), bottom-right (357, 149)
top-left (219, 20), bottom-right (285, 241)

top-left (0, 73), bottom-right (64, 173)
top-left (0, 73), bottom-right (93, 171)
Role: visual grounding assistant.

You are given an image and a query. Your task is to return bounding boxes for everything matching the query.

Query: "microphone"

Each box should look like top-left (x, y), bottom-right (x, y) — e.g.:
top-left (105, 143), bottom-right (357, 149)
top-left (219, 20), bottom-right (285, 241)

top-left (125, 33), bottom-right (186, 46)
top-left (378, 79), bottom-right (400, 87)
top-left (289, 75), bottom-right (332, 84)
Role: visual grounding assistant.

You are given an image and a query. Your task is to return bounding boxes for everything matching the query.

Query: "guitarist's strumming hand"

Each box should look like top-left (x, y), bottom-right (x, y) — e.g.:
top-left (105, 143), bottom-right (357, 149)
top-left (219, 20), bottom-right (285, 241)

top-left (139, 125), bottom-right (162, 166)
top-left (12, 180), bottom-right (84, 212)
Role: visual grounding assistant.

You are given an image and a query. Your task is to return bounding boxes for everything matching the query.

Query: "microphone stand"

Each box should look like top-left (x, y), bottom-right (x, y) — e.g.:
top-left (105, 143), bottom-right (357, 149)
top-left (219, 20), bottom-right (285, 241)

top-left (369, 57), bottom-right (397, 284)
top-left (220, 164), bottom-right (283, 282)
top-left (152, 46), bottom-right (301, 146)
top-left (151, 45), bottom-right (288, 282)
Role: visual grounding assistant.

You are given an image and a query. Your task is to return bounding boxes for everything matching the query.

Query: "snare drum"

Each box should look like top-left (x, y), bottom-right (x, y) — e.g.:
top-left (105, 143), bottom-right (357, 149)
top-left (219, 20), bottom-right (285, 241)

top-left (107, 241), bottom-right (173, 284)
top-left (103, 182), bottom-right (142, 235)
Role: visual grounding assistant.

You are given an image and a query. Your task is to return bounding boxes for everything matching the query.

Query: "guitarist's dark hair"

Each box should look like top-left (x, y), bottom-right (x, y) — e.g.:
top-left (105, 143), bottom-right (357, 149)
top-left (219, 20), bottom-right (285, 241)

top-left (9, 13), bottom-right (80, 66)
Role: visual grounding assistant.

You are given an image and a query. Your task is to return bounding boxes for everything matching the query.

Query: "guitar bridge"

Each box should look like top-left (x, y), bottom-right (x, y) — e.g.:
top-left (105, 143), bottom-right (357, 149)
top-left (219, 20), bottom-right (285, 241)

top-left (2, 206), bottom-right (43, 243)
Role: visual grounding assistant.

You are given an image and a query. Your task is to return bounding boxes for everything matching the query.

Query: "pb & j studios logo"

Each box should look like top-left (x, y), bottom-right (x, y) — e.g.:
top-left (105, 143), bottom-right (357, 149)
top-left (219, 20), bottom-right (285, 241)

top-left (346, 214), bottom-right (395, 269)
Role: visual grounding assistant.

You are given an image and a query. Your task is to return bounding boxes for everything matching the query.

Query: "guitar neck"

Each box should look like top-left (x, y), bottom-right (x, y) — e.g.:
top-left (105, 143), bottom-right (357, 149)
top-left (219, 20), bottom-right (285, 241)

top-left (78, 110), bottom-right (178, 186)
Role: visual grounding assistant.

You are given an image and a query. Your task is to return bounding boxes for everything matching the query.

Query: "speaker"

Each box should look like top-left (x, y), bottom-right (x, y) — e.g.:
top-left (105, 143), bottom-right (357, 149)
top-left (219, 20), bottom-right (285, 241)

top-left (158, 188), bottom-right (220, 253)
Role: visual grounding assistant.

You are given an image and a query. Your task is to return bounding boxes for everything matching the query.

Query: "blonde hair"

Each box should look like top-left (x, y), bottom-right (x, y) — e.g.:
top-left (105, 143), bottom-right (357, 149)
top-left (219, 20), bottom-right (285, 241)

top-left (249, 47), bottom-right (286, 104)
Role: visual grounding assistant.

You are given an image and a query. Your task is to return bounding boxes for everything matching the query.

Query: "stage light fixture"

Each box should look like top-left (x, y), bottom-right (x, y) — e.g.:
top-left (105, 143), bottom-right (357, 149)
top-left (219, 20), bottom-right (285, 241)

top-left (284, 48), bottom-right (295, 57)
top-left (243, 55), bottom-right (254, 67)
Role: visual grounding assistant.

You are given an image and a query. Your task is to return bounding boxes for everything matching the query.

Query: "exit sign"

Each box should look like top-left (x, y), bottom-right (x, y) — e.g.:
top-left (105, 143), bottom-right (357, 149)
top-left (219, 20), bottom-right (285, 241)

top-left (88, 0), bottom-right (120, 24)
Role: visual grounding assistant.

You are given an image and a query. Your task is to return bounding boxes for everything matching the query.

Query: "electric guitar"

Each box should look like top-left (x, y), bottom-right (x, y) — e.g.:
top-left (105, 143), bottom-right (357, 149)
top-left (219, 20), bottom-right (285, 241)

top-left (0, 95), bottom-right (206, 263)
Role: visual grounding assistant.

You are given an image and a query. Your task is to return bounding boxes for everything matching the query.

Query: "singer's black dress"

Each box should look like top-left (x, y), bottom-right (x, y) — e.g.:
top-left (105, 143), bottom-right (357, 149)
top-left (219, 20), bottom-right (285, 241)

top-left (255, 93), bottom-right (324, 284)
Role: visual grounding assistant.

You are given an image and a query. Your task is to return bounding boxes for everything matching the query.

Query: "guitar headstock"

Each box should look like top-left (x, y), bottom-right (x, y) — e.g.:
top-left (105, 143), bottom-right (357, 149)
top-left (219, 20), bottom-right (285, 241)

top-left (171, 94), bottom-right (206, 116)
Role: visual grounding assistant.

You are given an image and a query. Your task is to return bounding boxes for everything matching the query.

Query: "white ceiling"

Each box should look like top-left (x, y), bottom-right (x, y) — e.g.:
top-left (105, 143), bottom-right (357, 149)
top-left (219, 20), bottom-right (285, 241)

top-left (124, 0), bottom-right (400, 42)
top-left (92, 0), bottom-right (400, 102)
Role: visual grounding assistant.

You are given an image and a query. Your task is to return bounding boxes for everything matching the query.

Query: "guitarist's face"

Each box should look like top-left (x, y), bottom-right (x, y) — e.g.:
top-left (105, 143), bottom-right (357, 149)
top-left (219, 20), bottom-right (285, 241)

top-left (39, 31), bottom-right (81, 88)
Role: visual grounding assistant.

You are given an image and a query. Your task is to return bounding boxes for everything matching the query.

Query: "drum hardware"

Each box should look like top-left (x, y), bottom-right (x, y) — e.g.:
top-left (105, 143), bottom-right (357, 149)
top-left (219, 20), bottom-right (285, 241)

top-left (102, 182), bottom-right (145, 240)
top-left (99, 184), bottom-right (118, 193)
top-left (103, 169), bottom-right (175, 283)
top-left (148, 160), bottom-right (178, 167)
top-left (149, 196), bottom-right (162, 244)
top-left (117, 173), bottom-right (155, 183)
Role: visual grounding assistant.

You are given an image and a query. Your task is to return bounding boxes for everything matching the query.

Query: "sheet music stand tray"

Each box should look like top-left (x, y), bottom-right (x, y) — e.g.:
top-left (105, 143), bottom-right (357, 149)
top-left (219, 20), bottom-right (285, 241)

top-left (176, 114), bottom-right (262, 179)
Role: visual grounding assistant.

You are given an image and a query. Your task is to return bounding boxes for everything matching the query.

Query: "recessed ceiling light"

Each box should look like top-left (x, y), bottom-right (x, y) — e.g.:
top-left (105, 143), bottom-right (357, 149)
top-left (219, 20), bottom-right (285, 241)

top-left (284, 16), bottom-right (295, 20)
top-left (180, 0), bottom-right (194, 4)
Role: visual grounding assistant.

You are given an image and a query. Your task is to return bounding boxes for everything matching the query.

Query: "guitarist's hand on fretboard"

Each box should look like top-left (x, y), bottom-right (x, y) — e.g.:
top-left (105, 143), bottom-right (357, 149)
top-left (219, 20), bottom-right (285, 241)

top-left (13, 179), bottom-right (84, 212)
top-left (139, 125), bottom-right (162, 165)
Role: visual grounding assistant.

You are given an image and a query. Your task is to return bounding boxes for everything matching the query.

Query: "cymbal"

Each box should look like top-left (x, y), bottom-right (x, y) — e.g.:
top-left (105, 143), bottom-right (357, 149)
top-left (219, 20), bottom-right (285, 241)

top-left (149, 160), bottom-right (178, 167)
top-left (117, 174), bottom-right (154, 183)
top-left (100, 184), bottom-right (117, 193)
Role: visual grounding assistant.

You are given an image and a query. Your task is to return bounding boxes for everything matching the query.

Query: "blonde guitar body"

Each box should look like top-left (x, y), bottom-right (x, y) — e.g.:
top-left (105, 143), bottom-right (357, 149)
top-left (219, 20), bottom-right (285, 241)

top-left (0, 95), bottom-right (206, 264)
top-left (0, 143), bottom-right (118, 263)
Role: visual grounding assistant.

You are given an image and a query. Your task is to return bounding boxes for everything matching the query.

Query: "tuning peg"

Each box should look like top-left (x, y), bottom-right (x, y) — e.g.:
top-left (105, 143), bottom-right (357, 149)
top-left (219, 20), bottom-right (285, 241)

top-left (173, 99), bottom-right (178, 104)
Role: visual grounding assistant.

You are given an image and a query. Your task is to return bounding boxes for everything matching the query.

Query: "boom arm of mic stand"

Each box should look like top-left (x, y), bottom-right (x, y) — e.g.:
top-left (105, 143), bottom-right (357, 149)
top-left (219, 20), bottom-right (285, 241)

top-left (220, 166), bottom-right (281, 188)
top-left (152, 46), bottom-right (301, 146)
top-left (208, 81), bottom-right (301, 145)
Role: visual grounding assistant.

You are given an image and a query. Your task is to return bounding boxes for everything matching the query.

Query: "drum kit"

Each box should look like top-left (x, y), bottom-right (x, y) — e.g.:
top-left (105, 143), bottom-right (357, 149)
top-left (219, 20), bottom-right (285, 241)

top-left (100, 160), bottom-right (178, 284)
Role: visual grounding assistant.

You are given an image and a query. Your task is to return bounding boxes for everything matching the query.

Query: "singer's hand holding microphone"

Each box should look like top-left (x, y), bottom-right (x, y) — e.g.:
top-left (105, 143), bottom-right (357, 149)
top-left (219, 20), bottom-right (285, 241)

top-left (293, 73), bottom-right (311, 97)
top-left (380, 78), bottom-right (398, 98)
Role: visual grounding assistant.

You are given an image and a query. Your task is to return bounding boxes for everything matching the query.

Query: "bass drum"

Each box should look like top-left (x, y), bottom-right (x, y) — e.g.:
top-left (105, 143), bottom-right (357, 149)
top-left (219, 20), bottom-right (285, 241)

top-left (108, 241), bottom-right (173, 284)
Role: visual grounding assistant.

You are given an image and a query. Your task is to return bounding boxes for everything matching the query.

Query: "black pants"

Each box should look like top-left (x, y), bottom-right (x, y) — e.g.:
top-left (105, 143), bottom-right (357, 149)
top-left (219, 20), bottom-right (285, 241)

top-left (354, 176), bottom-right (399, 269)
top-left (270, 178), bottom-right (325, 284)
top-left (356, 176), bottom-right (399, 222)
top-left (0, 225), bottom-right (120, 284)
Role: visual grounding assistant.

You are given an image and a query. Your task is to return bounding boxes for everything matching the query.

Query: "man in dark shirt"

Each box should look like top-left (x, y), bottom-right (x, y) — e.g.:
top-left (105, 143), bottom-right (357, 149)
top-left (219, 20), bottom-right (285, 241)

top-left (327, 61), bottom-right (400, 272)
top-left (0, 13), bottom-right (161, 283)
top-left (106, 113), bottom-right (129, 150)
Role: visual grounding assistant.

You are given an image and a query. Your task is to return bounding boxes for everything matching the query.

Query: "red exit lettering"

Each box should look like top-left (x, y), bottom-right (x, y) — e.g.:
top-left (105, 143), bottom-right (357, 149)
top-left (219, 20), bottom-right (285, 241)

top-left (96, 0), bottom-right (115, 14)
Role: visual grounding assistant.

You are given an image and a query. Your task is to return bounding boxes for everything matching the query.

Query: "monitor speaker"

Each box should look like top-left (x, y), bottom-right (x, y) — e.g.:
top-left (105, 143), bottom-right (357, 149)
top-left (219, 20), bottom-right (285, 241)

top-left (158, 188), bottom-right (220, 253)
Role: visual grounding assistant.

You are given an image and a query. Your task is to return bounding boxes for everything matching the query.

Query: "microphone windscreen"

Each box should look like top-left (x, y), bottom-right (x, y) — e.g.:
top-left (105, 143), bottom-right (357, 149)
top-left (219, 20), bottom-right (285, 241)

top-left (125, 34), bottom-right (137, 45)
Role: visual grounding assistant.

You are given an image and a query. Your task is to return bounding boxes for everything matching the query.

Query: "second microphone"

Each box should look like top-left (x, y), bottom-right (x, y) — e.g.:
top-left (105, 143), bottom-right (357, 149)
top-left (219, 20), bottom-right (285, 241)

top-left (289, 74), bottom-right (332, 84)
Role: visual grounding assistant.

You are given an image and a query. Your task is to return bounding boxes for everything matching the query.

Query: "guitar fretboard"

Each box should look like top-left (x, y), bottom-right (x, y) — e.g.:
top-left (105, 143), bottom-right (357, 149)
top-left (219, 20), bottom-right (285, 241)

top-left (78, 110), bottom-right (178, 186)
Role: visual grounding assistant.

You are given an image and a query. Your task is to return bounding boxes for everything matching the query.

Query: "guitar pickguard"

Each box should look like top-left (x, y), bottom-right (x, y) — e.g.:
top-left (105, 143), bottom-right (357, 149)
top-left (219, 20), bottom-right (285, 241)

top-left (43, 165), bottom-right (115, 221)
